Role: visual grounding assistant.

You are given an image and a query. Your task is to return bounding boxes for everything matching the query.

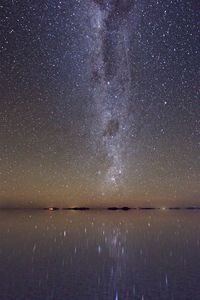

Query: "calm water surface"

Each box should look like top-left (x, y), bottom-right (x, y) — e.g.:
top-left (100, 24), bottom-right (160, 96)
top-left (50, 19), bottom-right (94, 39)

top-left (0, 210), bottom-right (200, 300)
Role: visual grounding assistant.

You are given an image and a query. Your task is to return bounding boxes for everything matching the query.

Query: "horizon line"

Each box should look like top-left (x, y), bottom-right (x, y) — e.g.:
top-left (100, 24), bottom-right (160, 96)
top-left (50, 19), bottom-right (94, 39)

top-left (1, 206), bottom-right (200, 211)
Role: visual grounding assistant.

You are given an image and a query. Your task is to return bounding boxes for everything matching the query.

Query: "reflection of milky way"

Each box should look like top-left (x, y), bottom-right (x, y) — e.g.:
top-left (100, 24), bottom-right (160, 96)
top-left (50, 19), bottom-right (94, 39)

top-left (96, 219), bottom-right (128, 299)
top-left (88, 0), bottom-right (136, 190)
top-left (104, 226), bottom-right (127, 299)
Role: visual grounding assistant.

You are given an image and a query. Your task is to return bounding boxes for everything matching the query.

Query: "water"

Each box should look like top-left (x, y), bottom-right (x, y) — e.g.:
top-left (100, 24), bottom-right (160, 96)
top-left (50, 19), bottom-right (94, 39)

top-left (0, 210), bottom-right (200, 299)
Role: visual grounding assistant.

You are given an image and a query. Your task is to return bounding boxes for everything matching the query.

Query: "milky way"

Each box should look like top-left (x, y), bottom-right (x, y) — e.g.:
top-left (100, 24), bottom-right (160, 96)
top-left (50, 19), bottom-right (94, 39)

top-left (87, 0), bottom-right (139, 191)
top-left (1, 0), bottom-right (199, 207)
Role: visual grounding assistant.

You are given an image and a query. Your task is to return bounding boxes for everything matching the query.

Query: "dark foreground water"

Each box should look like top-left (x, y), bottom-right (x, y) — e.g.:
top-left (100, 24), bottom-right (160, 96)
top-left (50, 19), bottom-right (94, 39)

top-left (0, 210), bottom-right (200, 300)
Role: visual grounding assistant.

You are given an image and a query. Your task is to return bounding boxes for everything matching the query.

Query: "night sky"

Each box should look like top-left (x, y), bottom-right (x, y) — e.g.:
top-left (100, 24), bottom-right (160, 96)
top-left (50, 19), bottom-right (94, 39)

top-left (0, 0), bottom-right (199, 208)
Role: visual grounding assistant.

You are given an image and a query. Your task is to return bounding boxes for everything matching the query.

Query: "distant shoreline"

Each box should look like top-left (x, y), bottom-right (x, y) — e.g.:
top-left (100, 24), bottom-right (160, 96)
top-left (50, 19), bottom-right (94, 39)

top-left (1, 206), bottom-right (200, 211)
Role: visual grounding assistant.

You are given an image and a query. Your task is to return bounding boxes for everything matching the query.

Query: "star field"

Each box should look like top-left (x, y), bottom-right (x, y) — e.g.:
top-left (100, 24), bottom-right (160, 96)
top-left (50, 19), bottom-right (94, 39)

top-left (0, 0), bottom-right (199, 208)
